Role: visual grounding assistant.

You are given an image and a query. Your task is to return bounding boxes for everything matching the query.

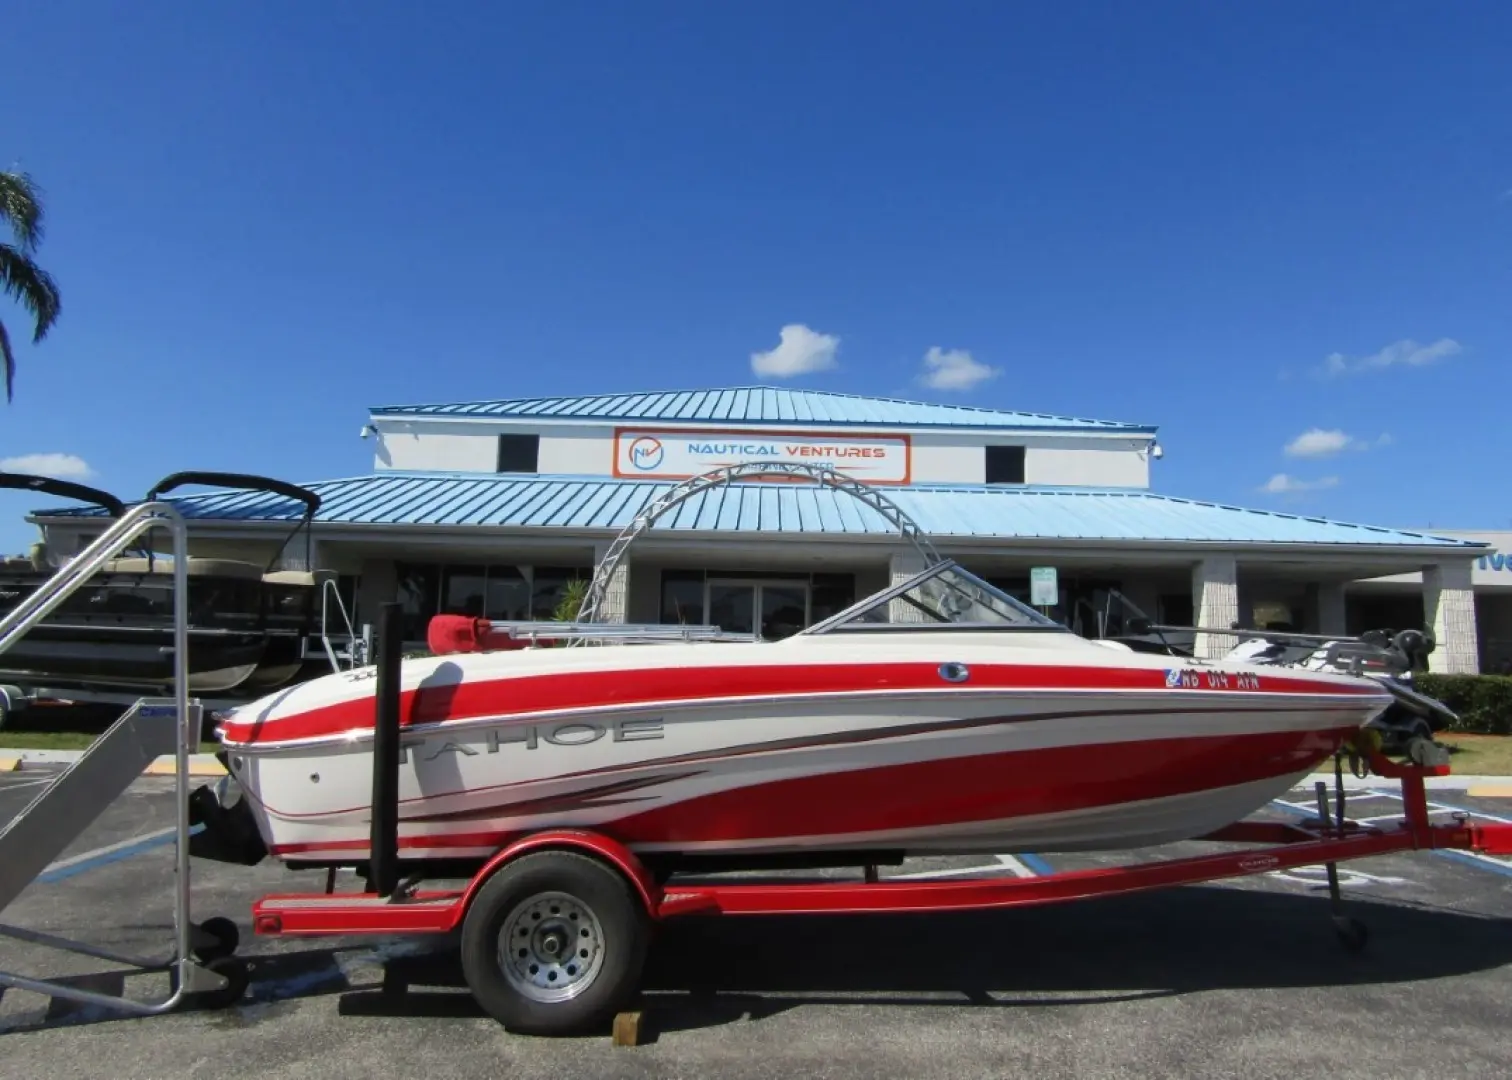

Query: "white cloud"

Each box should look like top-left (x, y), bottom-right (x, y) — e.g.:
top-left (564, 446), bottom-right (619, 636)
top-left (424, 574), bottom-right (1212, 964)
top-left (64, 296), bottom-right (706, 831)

top-left (1283, 428), bottom-right (1395, 457)
top-left (1284, 429), bottom-right (1352, 458)
top-left (750, 324), bottom-right (840, 378)
top-left (919, 346), bottom-right (1000, 391)
top-left (1260, 473), bottom-right (1339, 495)
top-left (1319, 337), bottom-right (1461, 377)
top-left (0, 453), bottom-right (94, 480)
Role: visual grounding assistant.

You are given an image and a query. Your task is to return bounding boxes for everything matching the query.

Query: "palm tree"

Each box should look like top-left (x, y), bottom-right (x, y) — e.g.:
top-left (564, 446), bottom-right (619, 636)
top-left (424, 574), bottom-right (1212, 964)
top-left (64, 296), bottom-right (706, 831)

top-left (0, 169), bottom-right (62, 402)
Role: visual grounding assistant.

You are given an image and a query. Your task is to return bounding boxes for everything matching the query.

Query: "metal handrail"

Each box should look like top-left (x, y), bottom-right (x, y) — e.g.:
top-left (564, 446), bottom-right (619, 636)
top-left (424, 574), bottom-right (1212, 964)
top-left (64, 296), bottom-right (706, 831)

top-left (0, 498), bottom-right (218, 1014)
top-left (317, 575), bottom-right (361, 673)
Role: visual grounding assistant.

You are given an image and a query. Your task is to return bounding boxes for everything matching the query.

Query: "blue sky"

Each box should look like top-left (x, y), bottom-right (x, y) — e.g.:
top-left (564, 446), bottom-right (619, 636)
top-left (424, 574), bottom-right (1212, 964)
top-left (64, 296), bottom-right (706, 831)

top-left (2, 1), bottom-right (1509, 550)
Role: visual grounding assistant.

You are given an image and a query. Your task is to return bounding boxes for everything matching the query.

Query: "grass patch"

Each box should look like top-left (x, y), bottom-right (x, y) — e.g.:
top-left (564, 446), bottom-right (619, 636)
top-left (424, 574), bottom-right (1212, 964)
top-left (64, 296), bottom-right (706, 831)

top-left (0, 730), bottom-right (219, 754)
top-left (1437, 733), bottom-right (1512, 777)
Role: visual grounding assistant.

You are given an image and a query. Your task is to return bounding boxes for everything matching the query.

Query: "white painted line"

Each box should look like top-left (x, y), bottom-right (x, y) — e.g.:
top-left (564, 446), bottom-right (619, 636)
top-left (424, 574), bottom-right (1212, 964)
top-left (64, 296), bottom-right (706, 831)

top-left (41, 826), bottom-right (175, 875)
top-left (890, 863), bottom-right (1022, 881)
top-left (994, 854), bottom-right (1037, 878)
top-left (1449, 848), bottom-right (1512, 869)
top-left (1363, 788), bottom-right (1512, 826)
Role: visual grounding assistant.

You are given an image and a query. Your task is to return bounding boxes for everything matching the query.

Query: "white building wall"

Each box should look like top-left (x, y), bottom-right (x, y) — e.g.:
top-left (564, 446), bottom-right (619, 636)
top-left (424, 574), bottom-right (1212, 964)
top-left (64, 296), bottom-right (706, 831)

top-left (372, 422), bottom-right (497, 472)
top-left (538, 427), bottom-right (613, 475)
top-left (373, 419), bottom-right (1152, 489)
top-left (1025, 445), bottom-right (1148, 488)
top-left (908, 436), bottom-right (985, 484)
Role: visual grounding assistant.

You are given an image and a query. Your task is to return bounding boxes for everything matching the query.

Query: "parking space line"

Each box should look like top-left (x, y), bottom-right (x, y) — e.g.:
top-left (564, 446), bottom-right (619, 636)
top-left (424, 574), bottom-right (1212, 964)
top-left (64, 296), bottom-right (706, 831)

top-left (1016, 853), bottom-right (1055, 875)
top-left (1271, 791), bottom-right (1512, 878)
top-left (886, 854), bottom-right (1040, 882)
top-left (36, 824), bottom-right (203, 884)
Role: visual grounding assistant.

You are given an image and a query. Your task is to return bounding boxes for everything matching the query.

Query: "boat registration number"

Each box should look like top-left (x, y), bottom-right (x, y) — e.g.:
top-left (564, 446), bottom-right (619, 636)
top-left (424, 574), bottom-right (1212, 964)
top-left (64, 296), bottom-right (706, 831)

top-left (1165, 668), bottom-right (1262, 691)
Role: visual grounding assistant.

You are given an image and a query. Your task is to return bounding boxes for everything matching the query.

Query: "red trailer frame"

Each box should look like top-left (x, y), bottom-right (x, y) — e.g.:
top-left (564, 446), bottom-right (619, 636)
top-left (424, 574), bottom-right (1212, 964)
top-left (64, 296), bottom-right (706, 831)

top-left (251, 752), bottom-right (1512, 935)
top-left (245, 748), bottom-right (1512, 1034)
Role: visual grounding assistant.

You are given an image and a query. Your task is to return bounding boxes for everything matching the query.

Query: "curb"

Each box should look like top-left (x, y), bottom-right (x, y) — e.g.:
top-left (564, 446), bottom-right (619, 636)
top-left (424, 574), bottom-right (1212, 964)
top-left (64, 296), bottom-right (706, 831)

top-left (0, 749), bottom-right (226, 776)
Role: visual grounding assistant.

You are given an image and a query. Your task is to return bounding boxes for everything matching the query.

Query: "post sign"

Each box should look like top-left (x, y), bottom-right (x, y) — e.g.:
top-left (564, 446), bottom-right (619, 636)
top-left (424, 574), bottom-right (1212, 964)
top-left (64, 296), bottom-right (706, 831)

top-left (1029, 566), bottom-right (1058, 607)
top-left (613, 427), bottom-right (911, 484)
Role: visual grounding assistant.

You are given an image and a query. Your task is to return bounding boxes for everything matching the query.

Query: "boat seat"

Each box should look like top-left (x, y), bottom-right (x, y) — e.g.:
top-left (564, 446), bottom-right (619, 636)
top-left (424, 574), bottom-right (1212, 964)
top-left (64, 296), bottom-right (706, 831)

top-left (102, 556), bottom-right (266, 580)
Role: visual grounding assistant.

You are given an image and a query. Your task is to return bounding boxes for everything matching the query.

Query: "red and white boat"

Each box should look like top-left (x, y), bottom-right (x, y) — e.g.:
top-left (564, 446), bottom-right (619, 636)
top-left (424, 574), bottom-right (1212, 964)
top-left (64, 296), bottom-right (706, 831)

top-left (193, 559), bottom-right (1393, 877)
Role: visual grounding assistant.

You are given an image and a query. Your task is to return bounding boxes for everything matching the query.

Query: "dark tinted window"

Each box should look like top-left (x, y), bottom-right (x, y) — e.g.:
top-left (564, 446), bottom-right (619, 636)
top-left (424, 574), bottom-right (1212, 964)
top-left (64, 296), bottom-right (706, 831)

top-left (985, 445), bottom-right (1025, 484)
top-left (497, 434), bottom-right (540, 473)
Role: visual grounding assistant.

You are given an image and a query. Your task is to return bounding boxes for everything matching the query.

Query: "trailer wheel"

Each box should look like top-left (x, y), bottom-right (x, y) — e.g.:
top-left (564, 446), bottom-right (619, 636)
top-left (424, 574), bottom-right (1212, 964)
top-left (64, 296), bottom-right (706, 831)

top-left (460, 849), bottom-right (650, 1036)
top-left (192, 916), bottom-right (241, 963)
top-left (1334, 916), bottom-right (1369, 954)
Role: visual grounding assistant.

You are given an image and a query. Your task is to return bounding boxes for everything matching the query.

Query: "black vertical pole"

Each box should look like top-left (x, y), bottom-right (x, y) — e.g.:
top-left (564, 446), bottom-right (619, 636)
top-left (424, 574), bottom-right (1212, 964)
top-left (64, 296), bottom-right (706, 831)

top-left (369, 601), bottom-right (402, 897)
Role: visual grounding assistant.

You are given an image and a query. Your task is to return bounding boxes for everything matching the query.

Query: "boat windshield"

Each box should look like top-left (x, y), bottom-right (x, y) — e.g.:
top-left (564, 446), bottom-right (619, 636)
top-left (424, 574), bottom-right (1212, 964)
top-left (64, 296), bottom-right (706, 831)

top-left (802, 561), bottom-right (1067, 635)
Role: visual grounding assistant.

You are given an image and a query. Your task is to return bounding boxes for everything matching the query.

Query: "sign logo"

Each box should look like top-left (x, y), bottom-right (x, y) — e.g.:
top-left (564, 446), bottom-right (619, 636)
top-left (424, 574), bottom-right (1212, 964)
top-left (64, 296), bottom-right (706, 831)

top-left (614, 427), bottom-right (911, 483)
top-left (1478, 552), bottom-right (1508, 572)
top-left (628, 436), bottom-right (665, 471)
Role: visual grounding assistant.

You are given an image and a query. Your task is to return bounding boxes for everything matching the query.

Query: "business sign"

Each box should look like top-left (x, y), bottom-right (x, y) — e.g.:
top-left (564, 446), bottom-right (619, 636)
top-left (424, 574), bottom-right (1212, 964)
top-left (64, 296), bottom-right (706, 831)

top-left (613, 427), bottom-right (911, 484)
top-left (1029, 566), bottom-right (1059, 607)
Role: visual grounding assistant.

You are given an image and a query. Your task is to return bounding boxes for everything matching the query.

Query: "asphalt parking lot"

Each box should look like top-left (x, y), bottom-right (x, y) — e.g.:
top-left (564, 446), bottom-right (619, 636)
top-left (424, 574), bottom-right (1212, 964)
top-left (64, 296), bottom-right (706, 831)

top-left (1, 770), bottom-right (1510, 1080)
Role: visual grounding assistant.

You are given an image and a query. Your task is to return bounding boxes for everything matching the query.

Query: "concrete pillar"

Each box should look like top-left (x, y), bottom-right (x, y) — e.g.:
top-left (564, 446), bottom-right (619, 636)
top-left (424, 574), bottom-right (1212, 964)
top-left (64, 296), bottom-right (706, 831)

top-left (1424, 561), bottom-right (1479, 674)
top-left (889, 550), bottom-right (932, 623)
top-left (1315, 582), bottom-right (1347, 637)
top-left (592, 542), bottom-right (630, 624)
top-left (1192, 556), bottom-right (1239, 658)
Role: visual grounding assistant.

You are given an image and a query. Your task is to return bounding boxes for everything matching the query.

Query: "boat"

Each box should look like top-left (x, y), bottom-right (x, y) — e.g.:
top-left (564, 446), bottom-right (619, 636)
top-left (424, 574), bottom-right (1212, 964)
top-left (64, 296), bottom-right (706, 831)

top-left (0, 471), bottom-right (333, 698)
top-left (190, 557), bottom-right (1397, 877)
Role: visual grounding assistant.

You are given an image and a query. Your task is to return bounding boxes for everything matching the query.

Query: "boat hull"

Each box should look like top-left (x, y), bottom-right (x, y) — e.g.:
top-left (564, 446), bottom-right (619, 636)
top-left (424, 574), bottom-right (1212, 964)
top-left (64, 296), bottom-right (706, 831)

top-left (207, 642), bottom-right (1390, 869)
top-left (0, 623), bottom-right (268, 693)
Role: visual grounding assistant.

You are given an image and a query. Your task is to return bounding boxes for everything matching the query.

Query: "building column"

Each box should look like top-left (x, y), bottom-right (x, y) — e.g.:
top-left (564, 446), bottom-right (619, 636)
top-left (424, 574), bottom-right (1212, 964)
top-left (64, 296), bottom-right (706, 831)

top-left (1424, 561), bottom-right (1479, 674)
top-left (592, 542), bottom-right (630, 624)
top-left (1315, 582), bottom-right (1347, 637)
top-left (1192, 556), bottom-right (1239, 659)
top-left (889, 550), bottom-right (931, 623)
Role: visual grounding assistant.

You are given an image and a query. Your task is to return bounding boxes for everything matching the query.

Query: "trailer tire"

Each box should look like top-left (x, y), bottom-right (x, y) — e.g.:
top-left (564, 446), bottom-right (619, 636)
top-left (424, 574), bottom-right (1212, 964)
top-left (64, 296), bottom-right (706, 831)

top-left (460, 849), bottom-right (650, 1036)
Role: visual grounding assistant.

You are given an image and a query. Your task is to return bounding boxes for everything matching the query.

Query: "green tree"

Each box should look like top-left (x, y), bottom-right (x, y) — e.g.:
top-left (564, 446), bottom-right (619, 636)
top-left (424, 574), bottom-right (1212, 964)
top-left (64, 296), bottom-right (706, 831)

top-left (0, 169), bottom-right (62, 402)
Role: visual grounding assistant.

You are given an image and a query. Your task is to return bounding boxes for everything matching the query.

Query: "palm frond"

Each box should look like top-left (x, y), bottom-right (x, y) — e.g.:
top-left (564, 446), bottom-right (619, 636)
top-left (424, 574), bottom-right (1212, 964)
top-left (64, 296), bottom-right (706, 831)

top-left (0, 318), bottom-right (15, 403)
top-left (0, 242), bottom-right (61, 344)
top-left (0, 171), bottom-right (44, 252)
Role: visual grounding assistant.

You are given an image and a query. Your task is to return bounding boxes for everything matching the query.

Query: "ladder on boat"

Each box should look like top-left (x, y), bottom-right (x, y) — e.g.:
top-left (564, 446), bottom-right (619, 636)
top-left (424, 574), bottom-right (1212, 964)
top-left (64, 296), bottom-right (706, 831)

top-left (0, 497), bottom-right (247, 1018)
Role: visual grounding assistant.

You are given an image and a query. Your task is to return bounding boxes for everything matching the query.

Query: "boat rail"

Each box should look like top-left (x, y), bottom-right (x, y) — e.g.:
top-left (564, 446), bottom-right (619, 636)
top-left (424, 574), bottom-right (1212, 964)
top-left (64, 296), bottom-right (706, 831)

top-left (480, 620), bottom-right (757, 645)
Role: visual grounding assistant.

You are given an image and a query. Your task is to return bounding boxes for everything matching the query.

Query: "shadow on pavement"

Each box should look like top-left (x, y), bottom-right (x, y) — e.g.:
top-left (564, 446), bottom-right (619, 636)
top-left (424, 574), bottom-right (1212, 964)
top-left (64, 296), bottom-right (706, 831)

top-left (5, 884), bottom-right (1510, 1040)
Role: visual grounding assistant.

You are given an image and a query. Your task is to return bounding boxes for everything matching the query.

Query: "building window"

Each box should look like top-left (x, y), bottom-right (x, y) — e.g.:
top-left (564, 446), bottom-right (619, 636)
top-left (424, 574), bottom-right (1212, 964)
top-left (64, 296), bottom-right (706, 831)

top-left (985, 445), bottom-right (1025, 484)
top-left (496, 434), bottom-right (540, 473)
top-left (660, 570), bottom-right (705, 625)
top-left (530, 566), bottom-right (592, 619)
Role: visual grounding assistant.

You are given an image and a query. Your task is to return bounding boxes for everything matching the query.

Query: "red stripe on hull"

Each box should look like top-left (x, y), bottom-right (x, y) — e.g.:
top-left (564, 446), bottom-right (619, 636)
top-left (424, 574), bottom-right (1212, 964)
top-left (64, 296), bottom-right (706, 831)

top-left (267, 725), bottom-right (1353, 857)
top-left (225, 660), bottom-right (1380, 747)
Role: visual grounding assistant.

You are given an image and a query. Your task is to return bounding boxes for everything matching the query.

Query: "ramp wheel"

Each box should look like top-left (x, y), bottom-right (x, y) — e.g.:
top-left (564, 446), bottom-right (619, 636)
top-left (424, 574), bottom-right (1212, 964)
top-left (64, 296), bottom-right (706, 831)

top-left (1334, 916), bottom-right (1369, 954)
top-left (192, 917), bottom-right (241, 963)
top-left (460, 850), bottom-right (651, 1036)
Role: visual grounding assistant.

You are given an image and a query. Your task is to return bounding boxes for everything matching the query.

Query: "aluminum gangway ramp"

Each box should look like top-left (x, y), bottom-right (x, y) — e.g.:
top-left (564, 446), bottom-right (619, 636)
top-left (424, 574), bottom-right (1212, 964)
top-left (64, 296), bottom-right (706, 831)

top-left (0, 699), bottom-right (184, 914)
top-left (0, 478), bottom-right (249, 1020)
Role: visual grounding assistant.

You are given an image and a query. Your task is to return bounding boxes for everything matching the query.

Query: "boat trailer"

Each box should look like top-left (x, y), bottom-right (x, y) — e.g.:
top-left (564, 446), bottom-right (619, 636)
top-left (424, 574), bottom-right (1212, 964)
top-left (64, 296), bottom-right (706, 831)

top-left (240, 602), bottom-right (1512, 1038)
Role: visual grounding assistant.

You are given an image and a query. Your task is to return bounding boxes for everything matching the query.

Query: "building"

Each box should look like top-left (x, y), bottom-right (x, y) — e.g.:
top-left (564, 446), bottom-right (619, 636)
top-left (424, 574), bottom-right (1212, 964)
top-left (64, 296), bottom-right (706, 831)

top-left (30, 385), bottom-right (1496, 673)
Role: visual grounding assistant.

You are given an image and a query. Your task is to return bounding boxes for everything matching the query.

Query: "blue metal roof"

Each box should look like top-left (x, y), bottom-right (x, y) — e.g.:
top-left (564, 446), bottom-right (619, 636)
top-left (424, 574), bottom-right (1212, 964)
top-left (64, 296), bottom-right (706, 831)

top-left (370, 385), bottom-right (1156, 433)
top-left (35, 473), bottom-right (1481, 550)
